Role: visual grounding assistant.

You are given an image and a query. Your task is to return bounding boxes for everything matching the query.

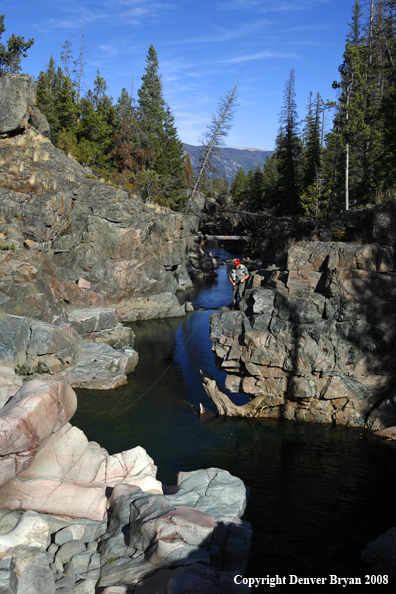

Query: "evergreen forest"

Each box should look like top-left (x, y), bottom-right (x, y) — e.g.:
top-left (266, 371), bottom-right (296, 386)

top-left (232, 0), bottom-right (396, 219)
top-left (1, 0), bottom-right (396, 217)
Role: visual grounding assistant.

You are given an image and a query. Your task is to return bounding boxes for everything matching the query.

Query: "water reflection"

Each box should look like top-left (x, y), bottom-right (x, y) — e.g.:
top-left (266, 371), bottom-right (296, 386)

top-left (73, 247), bottom-right (396, 590)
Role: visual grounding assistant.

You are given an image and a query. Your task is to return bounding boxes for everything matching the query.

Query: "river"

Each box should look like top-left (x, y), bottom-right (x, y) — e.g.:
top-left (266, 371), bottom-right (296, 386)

top-left (73, 247), bottom-right (396, 591)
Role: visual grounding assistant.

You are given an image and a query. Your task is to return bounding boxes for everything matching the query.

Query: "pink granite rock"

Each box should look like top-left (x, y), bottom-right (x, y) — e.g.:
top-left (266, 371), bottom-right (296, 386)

top-left (77, 277), bottom-right (91, 290)
top-left (0, 380), bottom-right (77, 487)
top-left (374, 426), bottom-right (396, 440)
top-left (0, 366), bottom-right (23, 408)
top-left (0, 423), bottom-right (162, 521)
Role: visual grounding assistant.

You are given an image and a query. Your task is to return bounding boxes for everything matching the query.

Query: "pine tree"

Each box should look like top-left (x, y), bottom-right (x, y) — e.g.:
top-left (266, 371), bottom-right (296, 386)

top-left (231, 167), bottom-right (247, 205)
top-left (78, 72), bottom-right (118, 170)
top-left (35, 56), bottom-right (61, 143)
top-left (321, 126), bottom-right (344, 214)
top-left (377, 0), bottom-right (396, 193)
top-left (302, 92), bottom-right (323, 192)
top-left (275, 69), bottom-right (301, 214)
top-left (245, 166), bottom-right (264, 211)
top-left (333, 0), bottom-right (367, 209)
top-left (191, 83), bottom-right (238, 203)
top-left (74, 21), bottom-right (87, 103)
top-left (137, 45), bottom-right (166, 165)
top-left (60, 40), bottom-right (73, 78)
top-left (155, 106), bottom-right (184, 181)
top-left (262, 154), bottom-right (279, 210)
top-left (116, 88), bottom-right (132, 123)
top-left (56, 76), bottom-right (78, 133)
top-left (0, 15), bottom-right (34, 73)
top-left (111, 109), bottom-right (154, 176)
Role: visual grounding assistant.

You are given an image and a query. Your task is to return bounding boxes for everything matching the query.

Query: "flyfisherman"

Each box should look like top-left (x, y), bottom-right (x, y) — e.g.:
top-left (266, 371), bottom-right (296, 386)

top-left (229, 259), bottom-right (249, 308)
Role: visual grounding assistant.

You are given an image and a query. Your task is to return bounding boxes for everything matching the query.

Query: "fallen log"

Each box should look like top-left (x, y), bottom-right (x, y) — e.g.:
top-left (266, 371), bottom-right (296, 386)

top-left (374, 426), bottom-right (396, 440)
top-left (200, 369), bottom-right (267, 417)
top-left (196, 235), bottom-right (256, 241)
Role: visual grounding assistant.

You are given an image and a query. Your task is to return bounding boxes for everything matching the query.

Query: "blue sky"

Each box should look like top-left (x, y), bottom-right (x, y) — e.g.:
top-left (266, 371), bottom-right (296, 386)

top-left (2, 0), bottom-right (352, 149)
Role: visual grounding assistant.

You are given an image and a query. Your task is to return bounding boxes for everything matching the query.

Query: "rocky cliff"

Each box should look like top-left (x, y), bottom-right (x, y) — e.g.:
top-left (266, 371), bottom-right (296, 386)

top-left (208, 202), bottom-right (396, 431)
top-left (0, 130), bottom-right (198, 309)
top-left (0, 74), bottom-right (202, 390)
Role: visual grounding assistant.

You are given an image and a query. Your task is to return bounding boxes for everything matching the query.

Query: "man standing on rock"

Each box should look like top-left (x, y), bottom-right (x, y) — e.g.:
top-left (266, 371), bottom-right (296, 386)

top-left (229, 259), bottom-right (249, 309)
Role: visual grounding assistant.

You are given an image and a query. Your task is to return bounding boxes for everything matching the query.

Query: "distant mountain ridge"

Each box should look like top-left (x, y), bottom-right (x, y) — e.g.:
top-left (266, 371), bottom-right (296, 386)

top-left (183, 143), bottom-right (273, 182)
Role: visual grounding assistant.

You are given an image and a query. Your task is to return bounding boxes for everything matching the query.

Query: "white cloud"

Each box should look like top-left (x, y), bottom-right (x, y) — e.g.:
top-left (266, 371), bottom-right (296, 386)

top-left (165, 18), bottom-right (271, 46)
top-left (219, 0), bottom-right (331, 12)
top-left (99, 44), bottom-right (120, 56)
top-left (219, 51), bottom-right (298, 64)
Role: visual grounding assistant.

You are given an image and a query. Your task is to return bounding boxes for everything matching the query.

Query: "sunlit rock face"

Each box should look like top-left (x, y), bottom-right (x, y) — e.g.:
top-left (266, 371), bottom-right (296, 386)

top-left (0, 380), bottom-right (161, 520)
top-left (0, 73), bottom-right (199, 315)
top-left (0, 74), bottom-right (200, 389)
top-left (210, 237), bottom-right (396, 430)
top-left (0, 125), bottom-right (198, 308)
top-left (0, 74), bottom-right (50, 137)
top-left (0, 380), bottom-right (251, 594)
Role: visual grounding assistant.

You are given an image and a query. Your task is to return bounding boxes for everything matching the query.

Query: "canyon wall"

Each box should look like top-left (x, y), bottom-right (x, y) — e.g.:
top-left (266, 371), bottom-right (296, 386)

top-left (209, 209), bottom-right (396, 430)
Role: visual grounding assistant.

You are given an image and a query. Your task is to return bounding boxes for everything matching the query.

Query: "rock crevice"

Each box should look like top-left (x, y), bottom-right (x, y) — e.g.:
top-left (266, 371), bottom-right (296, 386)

top-left (209, 232), bottom-right (396, 430)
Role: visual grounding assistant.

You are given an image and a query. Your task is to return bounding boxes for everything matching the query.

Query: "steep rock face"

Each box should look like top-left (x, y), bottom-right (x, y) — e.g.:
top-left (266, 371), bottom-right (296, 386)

top-left (0, 74), bottom-right (50, 137)
top-left (0, 73), bottom-right (199, 311)
top-left (0, 127), bottom-right (198, 305)
top-left (0, 254), bottom-right (67, 323)
top-left (0, 75), bottom-right (199, 388)
top-left (209, 239), bottom-right (396, 429)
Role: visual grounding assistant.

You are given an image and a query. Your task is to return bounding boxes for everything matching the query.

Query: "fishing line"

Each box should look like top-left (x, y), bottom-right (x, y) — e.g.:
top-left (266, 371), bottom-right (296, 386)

top-left (110, 310), bottom-right (209, 418)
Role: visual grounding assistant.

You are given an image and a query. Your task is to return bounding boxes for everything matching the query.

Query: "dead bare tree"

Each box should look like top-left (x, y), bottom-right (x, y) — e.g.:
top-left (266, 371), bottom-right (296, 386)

top-left (74, 20), bottom-right (89, 102)
top-left (188, 82), bottom-right (239, 207)
top-left (60, 40), bottom-right (73, 78)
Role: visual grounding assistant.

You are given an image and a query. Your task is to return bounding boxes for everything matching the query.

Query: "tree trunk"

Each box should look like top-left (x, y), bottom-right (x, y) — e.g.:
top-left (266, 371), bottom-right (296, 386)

top-left (200, 370), bottom-right (268, 417)
top-left (346, 140), bottom-right (349, 211)
top-left (196, 234), bottom-right (253, 241)
top-left (189, 83), bottom-right (238, 204)
top-left (77, 20), bottom-right (85, 103)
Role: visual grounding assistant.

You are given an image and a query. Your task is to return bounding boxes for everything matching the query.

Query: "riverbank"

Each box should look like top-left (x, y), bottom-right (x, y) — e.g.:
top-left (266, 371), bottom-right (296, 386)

top-left (71, 249), bottom-right (396, 590)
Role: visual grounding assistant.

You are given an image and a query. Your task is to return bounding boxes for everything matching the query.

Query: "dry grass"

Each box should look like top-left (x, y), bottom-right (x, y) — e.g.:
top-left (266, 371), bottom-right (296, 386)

top-left (146, 201), bottom-right (170, 214)
top-left (1, 129), bottom-right (49, 148)
top-left (374, 188), bottom-right (396, 205)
